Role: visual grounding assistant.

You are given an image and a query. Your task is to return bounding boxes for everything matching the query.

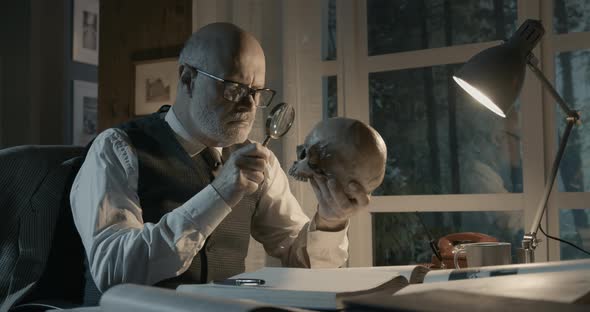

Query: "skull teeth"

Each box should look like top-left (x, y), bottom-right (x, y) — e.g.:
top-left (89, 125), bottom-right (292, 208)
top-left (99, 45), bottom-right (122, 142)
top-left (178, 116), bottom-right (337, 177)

top-left (288, 165), bottom-right (309, 182)
top-left (293, 175), bottom-right (308, 182)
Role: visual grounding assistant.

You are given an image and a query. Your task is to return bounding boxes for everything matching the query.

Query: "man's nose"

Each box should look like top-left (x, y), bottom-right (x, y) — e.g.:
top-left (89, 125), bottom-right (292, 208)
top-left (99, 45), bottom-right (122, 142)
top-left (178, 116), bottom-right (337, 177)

top-left (235, 94), bottom-right (255, 112)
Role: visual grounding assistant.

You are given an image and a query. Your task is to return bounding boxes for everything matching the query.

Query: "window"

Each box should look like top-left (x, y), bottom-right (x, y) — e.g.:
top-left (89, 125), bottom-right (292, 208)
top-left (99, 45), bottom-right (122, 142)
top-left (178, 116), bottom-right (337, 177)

top-left (287, 0), bottom-right (590, 266)
top-left (553, 0), bottom-right (590, 34)
top-left (559, 209), bottom-right (590, 260)
top-left (323, 75), bottom-right (338, 119)
top-left (374, 211), bottom-right (523, 265)
top-left (366, 0), bottom-right (525, 265)
top-left (549, 0), bottom-right (590, 261)
top-left (556, 49), bottom-right (590, 193)
top-left (367, 0), bottom-right (517, 55)
top-left (322, 0), bottom-right (337, 61)
top-left (370, 64), bottom-right (522, 196)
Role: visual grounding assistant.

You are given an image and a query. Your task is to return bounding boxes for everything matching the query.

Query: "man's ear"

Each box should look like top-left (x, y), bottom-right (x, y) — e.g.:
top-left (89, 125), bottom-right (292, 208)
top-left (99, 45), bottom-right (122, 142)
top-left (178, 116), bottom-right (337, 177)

top-left (179, 64), bottom-right (196, 98)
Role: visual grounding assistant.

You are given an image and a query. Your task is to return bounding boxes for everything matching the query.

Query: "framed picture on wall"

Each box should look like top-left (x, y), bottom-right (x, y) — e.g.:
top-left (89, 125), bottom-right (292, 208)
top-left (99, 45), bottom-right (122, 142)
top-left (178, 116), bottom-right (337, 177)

top-left (73, 80), bottom-right (98, 146)
top-left (134, 57), bottom-right (179, 116)
top-left (73, 0), bottom-right (99, 65)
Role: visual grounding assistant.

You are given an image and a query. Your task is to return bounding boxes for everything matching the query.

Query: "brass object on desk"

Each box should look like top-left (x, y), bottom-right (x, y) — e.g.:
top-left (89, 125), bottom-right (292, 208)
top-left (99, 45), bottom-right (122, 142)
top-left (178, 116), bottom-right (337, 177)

top-left (431, 232), bottom-right (498, 269)
top-left (452, 242), bottom-right (511, 269)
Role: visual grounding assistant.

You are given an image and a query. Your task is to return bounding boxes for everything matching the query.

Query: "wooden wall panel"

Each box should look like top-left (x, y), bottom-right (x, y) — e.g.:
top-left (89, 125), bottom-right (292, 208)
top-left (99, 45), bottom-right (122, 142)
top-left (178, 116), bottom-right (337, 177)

top-left (98, 0), bottom-right (192, 130)
top-left (0, 1), bottom-right (31, 147)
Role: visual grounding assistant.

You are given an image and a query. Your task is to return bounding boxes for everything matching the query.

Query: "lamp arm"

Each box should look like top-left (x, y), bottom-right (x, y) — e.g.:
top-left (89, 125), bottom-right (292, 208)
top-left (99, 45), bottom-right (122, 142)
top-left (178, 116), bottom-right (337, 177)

top-left (527, 119), bottom-right (575, 240)
top-left (519, 56), bottom-right (581, 262)
top-left (526, 58), bottom-right (579, 118)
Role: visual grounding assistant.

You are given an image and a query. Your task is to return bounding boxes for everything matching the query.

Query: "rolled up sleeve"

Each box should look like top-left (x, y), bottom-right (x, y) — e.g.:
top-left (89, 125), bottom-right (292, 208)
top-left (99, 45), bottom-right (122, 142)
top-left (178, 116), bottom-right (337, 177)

top-left (250, 153), bottom-right (349, 268)
top-left (70, 129), bottom-right (231, 291)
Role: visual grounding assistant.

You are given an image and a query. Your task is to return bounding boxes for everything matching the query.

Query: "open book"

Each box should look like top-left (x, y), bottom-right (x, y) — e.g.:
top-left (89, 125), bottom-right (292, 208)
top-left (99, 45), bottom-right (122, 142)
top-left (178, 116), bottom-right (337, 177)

top-left (345, 289), bottom-right (590, 312)
top-left (344, 260), bottom-right (590, 311)
top-left (97, 284), bottom-right (313, 312)
top-left (422, 258), bottom-right (590, 283)
top-left (176, 259), bottom-right (590, 310)
top-left (176, 265), bottom-right (428, 310)
top-left (394, 268), bottom-right (590, 304)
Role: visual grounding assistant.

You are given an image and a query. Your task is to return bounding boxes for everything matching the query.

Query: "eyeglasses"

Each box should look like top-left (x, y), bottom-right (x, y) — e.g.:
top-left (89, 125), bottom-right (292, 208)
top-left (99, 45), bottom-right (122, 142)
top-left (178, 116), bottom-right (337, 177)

top-left (184, 64), bottom-right (276, 108)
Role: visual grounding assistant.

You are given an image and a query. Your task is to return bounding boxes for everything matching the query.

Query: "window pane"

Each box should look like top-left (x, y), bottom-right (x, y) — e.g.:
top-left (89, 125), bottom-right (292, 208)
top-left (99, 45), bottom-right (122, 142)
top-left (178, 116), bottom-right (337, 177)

top-left (554, 0), bottom-right (590, 34)
top-left (559, 209), bottom-right (590, 260)
top-left (367, 0), bottom-right (517, 56)
top-left (322, 75), bottom-right (338, 119)
top-left (373, 211), bottom-right (523, 265)
top-left (555, 50), bottom-right (590, 192)
top-left (370, 64), bottom-right (522, 195)
top-left (322, 0), bottom-right (337, 60)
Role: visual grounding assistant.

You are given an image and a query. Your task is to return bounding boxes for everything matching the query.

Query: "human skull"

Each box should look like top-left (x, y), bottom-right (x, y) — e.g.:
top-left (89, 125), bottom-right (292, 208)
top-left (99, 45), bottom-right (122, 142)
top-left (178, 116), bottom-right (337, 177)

top-left (288, 117), bottom-right (387, 193)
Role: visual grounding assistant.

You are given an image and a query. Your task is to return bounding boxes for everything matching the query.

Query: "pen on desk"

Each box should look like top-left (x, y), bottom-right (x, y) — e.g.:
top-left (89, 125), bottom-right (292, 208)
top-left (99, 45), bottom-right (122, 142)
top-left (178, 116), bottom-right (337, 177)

top-left (213, 278), bottom-right (266, 286)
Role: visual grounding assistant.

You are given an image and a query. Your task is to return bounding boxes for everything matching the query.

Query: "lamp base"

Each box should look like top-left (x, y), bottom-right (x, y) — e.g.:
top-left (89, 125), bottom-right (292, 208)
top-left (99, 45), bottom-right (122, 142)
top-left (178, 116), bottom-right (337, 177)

top-left (516, 247), bottom-right (535, 263)
top-left (517, 235), bottom-right (536, 263)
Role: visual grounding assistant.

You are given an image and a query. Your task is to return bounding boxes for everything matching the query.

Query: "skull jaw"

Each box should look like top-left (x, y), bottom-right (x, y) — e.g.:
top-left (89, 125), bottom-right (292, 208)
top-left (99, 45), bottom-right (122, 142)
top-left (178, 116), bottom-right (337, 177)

top-left (288, 159), bottom-right (319, 182)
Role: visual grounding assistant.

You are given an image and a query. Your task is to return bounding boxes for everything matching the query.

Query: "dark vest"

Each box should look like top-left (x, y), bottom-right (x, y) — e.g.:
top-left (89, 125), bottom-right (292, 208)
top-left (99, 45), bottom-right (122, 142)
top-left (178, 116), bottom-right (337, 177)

top-left (119, 110), bottom-right (260, 286)
top-left (82, 108), bottom-right (261, 305)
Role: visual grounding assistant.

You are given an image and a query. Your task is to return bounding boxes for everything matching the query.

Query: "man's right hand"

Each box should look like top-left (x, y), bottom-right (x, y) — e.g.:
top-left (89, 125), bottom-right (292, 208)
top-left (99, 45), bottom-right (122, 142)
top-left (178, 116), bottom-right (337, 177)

top-left (211, 142), bottom-right (270, 207)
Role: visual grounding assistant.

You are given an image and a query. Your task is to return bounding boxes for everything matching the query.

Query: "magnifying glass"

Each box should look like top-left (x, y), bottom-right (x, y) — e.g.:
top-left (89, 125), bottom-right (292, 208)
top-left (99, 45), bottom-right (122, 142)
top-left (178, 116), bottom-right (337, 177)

top-left (262, 102), bottom-right (295, 147)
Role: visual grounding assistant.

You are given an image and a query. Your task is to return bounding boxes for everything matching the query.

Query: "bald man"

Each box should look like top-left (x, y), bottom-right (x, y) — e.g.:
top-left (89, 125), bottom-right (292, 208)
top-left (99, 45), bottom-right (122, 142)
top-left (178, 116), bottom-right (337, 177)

top-left (70, 23), bottom-right (370, 299)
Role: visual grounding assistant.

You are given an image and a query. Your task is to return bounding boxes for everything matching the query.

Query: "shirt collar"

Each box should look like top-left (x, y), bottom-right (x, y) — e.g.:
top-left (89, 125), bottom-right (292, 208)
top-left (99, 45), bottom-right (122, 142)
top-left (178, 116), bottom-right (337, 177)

top-left (164, 106), bottom-right (207, 157)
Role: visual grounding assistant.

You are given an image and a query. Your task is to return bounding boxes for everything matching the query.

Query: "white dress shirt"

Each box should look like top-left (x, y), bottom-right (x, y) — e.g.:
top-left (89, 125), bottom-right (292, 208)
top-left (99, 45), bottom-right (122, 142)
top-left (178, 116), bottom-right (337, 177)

top-left (70, 108), bottom-right (349, 292)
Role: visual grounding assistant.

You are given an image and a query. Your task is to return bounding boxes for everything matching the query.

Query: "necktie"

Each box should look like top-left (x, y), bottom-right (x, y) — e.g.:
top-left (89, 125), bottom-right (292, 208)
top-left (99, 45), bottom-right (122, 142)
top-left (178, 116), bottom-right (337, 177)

top-left (193, 147), bottom-right (224, 283)
top-left (204, 147), bottom-right (223, 179)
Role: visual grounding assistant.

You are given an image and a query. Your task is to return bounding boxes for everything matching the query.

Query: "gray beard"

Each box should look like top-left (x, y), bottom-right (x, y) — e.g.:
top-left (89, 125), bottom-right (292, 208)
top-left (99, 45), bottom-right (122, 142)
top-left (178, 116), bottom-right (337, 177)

top-left (194, 109), bottom-right (251, 145)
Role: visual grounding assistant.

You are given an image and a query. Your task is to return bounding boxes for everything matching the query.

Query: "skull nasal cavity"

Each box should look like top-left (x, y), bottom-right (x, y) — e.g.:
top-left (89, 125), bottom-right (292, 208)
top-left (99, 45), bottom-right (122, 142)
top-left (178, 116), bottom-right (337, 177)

top-left (297, 146), bottom-right (306, 160)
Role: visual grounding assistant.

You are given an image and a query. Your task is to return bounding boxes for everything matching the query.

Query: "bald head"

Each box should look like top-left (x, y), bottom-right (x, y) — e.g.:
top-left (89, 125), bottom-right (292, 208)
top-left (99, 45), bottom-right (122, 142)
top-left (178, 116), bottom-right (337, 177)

top-left (174, 22), bottom-right (267, 147)
top-left (179, 22), bottom-right (265, 75)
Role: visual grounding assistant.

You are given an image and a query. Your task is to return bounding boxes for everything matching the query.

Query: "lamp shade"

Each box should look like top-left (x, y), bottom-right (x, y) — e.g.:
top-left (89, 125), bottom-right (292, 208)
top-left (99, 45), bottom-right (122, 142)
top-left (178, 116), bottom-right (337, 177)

top-left (453, 19), bottom-right (545, 118)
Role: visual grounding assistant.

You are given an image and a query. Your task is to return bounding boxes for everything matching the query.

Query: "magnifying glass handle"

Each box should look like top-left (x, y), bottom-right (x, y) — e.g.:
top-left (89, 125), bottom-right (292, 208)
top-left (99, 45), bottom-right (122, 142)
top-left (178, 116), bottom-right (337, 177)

top-left (262, 135), bottom-right (271, 147)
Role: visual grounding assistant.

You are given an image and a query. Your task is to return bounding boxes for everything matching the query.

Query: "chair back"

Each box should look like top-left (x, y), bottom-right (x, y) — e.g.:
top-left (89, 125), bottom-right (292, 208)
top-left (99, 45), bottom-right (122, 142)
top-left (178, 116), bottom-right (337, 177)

top-left (0, 145), bottom-right (86, 311)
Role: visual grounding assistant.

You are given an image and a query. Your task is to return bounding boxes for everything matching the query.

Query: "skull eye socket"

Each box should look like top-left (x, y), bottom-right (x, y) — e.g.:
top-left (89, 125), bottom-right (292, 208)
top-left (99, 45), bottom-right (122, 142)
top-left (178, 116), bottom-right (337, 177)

top-left (296, 145), bottom-right (306, 160)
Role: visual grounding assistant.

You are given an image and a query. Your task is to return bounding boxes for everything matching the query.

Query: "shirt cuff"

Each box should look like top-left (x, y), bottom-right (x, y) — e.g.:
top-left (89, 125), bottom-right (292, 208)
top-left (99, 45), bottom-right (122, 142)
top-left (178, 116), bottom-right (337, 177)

top-left (309, 215), bottom-right (350, 232)
top-left (306, 221), bottom-right (349, 268)
top-left (176, 185), bottom-right (232, 236)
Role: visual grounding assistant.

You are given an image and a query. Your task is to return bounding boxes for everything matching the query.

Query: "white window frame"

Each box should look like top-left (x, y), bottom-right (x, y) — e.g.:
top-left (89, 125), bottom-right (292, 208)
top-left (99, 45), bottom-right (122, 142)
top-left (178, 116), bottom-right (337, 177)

top-left (540, 1), bottom-right (590, 261)
top-left (284, 0), bottom-right (590, 266)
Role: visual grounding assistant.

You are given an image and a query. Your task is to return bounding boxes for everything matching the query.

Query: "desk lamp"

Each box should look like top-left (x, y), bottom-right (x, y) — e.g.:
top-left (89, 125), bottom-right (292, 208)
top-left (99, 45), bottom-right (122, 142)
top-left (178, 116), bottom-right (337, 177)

top-left (452, 19), bottom-right (581, 263)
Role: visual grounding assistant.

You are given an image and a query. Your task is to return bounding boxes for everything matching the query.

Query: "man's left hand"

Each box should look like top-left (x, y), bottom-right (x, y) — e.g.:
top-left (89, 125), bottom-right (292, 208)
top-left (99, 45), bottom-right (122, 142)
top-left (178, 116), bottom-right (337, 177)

top-left (309, 176), bottom-right (370, 231)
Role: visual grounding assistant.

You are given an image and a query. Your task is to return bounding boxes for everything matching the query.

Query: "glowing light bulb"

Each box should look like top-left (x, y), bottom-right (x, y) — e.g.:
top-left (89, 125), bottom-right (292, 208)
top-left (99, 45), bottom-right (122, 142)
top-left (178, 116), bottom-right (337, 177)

top-left (453, 76), bottom-right (506, 118)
